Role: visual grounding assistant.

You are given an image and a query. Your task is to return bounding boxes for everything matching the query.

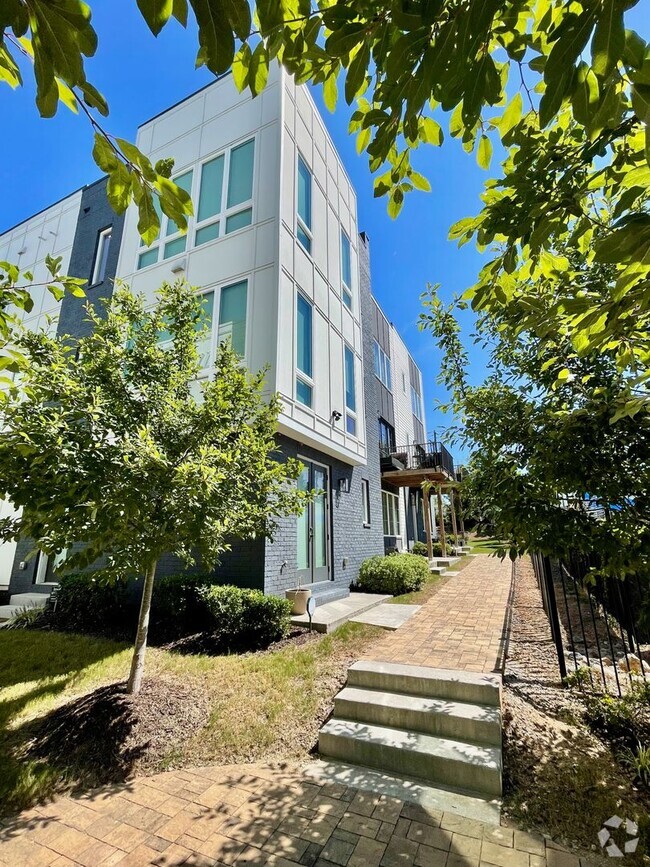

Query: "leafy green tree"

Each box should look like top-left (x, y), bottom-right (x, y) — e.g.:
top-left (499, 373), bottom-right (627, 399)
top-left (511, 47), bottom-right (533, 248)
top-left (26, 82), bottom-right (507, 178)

top-left (420, 246), bottom-right (650, 578)
top-left (2, 2), bottom-right (649, 396)
top-left (0, 279), bottom-right (308, 693)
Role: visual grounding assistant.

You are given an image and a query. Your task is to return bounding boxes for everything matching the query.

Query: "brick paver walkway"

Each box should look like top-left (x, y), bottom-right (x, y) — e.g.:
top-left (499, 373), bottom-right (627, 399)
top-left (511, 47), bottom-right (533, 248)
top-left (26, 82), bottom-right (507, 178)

top-left (366, 555), bottom-right (513, 673)
top-left (0, 762), bottom-right (587, 867)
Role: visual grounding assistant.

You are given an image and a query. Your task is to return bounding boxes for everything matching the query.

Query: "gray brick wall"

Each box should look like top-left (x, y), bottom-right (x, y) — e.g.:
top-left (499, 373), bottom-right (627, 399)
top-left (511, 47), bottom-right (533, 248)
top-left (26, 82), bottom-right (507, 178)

top-left (58, 177), bottom-right (125, 340)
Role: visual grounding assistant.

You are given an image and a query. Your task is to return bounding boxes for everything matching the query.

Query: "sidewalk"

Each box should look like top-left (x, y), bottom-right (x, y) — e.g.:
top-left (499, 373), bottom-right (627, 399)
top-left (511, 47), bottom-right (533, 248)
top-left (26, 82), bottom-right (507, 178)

top-left (0, 761), bottom-right (583, 867)
top-left (366, 555), bottom-right (514, 673)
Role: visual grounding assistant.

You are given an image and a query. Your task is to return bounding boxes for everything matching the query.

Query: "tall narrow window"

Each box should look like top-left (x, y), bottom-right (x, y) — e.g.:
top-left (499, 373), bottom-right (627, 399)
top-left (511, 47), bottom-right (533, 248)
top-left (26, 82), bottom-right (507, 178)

top-left (296, 293), bottom-right (313, 407)
top-left (197, 154), bottom-right (224, 226)
top-left (382, 490), bottom-right (400, 537)
top-left (340, 230), bottom-right (352, 309)
top-left (218, 280), bottom-right (247, 356)
top-left (226, 139), bottom-right (254, 233)
top-left (373, 340), bottom-right (392, 390)
top-left (411, 384), bottom-right (423, 421)
top-left (163, 170), bottom-right (193, 260)
top-left (344, 345), bottom-right (356, 435)
top-left (297, 156), bottom-right (312, 253)
top-left (91, 227), bottom-right (112, 285)
top-left (137, 194), bottom-right (163, 269)
top-left (362, 479), bottom-right (371, 526)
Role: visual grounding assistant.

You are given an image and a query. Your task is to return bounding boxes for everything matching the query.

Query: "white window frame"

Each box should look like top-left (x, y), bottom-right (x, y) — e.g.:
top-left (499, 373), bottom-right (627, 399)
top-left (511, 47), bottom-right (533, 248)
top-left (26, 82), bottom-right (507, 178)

top-left (296, 153), bottom-right (313, 255)
top-left (382, 490), bottom-right (400, 537)
top-left (411, 384), bottom-right (423, 422)
top-left (344, 343), bottom-right (357, 437)
top-left (136, 135), bottom-right (256, 271)
top-left (91, 226), bottom-right (112, 285)
top-left (295, 291), bottom-right (314, 409)
top-left (340, 229), bottom-right (352, 309)
top-left (373, 340), bottom-right (392, 390)
top-left (362, 478), bottom-right (371, 527)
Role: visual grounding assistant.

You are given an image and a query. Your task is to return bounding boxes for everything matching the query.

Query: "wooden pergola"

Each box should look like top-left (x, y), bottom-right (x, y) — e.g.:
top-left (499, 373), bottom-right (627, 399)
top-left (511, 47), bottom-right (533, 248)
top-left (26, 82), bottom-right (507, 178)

top-left (381, 467), bottom-right (464, 559)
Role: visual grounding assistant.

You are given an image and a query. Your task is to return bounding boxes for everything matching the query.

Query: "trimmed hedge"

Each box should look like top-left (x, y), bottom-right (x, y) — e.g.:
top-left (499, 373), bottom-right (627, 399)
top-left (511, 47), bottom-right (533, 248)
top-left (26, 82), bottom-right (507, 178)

top-left (51, 574), bottom-right (134, 636)
top-left (411, 541), bottom-right (428, 556)
top-left (152, 573), bottom-right (219, 640)
top-left (357, 553), bottom-right (429, 595)
top-left (198, 585), bottom-right (292, 651)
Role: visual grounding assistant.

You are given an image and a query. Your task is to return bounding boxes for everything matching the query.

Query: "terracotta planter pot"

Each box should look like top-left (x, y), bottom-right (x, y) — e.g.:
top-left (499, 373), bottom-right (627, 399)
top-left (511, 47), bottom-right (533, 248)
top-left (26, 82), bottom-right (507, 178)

top-left (285, 588), bottom-right (312, 615)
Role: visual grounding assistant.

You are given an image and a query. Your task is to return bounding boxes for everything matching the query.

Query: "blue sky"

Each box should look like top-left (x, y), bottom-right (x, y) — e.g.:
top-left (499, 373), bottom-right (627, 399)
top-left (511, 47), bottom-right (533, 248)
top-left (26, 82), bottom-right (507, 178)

top-left (1, 3), bottom-right (506, 460)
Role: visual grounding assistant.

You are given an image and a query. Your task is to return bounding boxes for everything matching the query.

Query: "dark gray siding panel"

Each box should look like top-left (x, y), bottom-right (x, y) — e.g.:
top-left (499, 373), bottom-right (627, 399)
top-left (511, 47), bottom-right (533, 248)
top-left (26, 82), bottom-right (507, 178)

top-left (408, 356), bottom-right (420, 392)
top-left (377, 381), bottom-right (395, 427)
top-left (413, 417), bottom-right (425, 443)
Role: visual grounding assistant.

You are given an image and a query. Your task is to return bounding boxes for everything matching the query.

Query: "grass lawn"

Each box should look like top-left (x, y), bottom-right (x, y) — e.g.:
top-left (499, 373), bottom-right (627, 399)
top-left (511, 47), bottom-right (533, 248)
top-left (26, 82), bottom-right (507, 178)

top-left (468, 536), bottom-right (508, 554)
top-left (0, 621), bottom-right (382, 815)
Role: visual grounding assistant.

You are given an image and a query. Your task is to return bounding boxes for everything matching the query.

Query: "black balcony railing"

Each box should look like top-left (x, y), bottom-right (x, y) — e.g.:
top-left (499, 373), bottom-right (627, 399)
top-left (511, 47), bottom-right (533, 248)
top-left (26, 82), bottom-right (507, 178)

top-left (380, 440), bottom-right (455, 478)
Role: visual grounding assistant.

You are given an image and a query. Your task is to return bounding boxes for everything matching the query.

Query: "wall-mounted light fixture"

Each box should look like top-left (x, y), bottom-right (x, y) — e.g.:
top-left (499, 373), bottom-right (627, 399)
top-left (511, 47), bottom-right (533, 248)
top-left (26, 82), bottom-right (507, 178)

top-left (171, 258), bottom-right (186, 274)
top-left (331, 410), bottom-right (342, 422)
top-left (338, 478), bottom-right (350, 495)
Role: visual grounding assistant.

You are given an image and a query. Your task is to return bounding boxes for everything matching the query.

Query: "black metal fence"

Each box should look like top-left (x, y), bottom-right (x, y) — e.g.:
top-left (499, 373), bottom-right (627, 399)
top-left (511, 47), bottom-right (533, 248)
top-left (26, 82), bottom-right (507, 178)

top-left (531, 553), bottom-right (648, 696)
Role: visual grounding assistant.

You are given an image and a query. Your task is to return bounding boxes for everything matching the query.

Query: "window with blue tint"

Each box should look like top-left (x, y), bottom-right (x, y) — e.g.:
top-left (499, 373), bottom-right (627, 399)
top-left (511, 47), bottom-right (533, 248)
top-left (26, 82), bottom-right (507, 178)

top-left (225, 208), bottom-right (252, 234)
top-left (344, 345), bottom-right (356, 412)
top-left (137, 247), bottom-right (158, 270)
top-left (296, 294), bottom-right (312, 377)
top-left (165, 170), bottom-right (193, 236)
top-left (198, 154), bottom-right (224, 222)
top-left (218, 280), bottom-right (247, 357)
top-left (163, 236), bottom-right (186, 259)
top-left (341, 230), bottom-right (351, 287)
top-left (297, 156), bottom-right (312, 252)
top-left (342, 288), bottom-right (352, 309)
top-left (411, 384), bottom-right (423, 421)
top-left (195, 222), bottom-right (220, 247)
top-left (296, 378), bottom-right (313, 407)
top-left (227, 140), bottom-right (255, 208)
top-left (346, 414), bottom-right (356, 436)
top-left (373, 340), bottom-right (392, 390)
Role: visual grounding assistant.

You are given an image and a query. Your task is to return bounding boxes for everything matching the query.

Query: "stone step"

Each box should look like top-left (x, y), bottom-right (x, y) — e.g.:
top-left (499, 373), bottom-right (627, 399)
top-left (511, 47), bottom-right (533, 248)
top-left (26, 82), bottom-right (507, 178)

top-left (319, 718), bottom-right (502, 797)
top-left (429, 565), bottom-right (447, 575)
top-left (432, 557), bottom-right (460, 568)
top-left (9, 593), bottom-right (49, 608)
top-left (347, 660), bottom-right (502, 707)
top-left (291, 593), bottom-right (390, 633)
top-left (334, 686), bottom-right (501, 746)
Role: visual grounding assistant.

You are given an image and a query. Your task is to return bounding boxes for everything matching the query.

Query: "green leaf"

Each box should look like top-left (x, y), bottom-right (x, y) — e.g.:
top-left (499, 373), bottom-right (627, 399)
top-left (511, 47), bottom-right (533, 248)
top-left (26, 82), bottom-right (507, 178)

top-left (323, 74), bottom-right (338, 113)
top-left (419, 116), bottom-right (443, 146)
top-left (325, 23), bottom-right (366, 58)
top-left (106, 162), bottom-right (133, 214)
top-left (191, 0), bottom-right (236, 75)
top-left (79, 81), bottom-right (109, 116)
top-left (136, 0), bottom-right (173, 36)
top-left (645, 125), bottom-right (650, 170)
top-left (136, 188), bottom-right (162, 247)
top-left (92, 132), bottom-right (119, 174)
top-left (571, 62), bottom-right (599, 126)
top-left (476, 134), bottom-right (492, 170)
top-left (387, 187), bottom-right (404, 218)
top-left (172, 0), bottom-right (188, 25)
top-left (623, 29), bottom-right (646, 69)
top-left (410, 171), bottom-right (431, 192)
top-left (345, 42), bottom-right (370, 104)
top-left (232, 43), bottom-right (251, 92)
top-left (591, 0), bottom-right (625, 78)
top-left (631, 83), bottom-right (650, 122)
top-left (221, 0), bottom-right (251, 40)
top-left (498, 92), bottom-right (522, 136)
top-left (249, 41), bottom-right (268, 97)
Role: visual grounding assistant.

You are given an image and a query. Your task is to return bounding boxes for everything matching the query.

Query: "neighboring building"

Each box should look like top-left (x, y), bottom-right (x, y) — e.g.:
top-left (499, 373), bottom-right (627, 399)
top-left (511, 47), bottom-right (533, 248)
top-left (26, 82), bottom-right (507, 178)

top-left (0, 67), bottom-right (454, 604)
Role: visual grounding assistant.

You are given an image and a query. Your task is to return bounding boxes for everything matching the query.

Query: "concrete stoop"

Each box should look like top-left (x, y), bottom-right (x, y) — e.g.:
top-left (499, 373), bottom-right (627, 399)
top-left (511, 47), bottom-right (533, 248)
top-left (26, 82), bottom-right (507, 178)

top-left (318, 660), bottom-right (503, 802)
top-left (0, 592), bottom-right (50, 623)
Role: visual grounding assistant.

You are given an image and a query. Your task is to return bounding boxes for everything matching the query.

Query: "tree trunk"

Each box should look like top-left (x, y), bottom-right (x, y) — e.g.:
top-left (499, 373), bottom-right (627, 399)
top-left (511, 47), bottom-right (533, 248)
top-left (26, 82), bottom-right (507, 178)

top-left (423, 486), bottom-right (433, 560)
top-left (437, 485), bottom-right (446, 557)
top-left (127, 559), bottom-right (157, 695)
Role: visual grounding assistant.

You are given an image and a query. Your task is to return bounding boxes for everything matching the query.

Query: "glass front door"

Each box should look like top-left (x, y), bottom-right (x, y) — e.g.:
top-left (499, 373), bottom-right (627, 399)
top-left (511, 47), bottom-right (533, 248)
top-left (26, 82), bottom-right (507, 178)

top-left (297, 460), bottom-right (330, 585)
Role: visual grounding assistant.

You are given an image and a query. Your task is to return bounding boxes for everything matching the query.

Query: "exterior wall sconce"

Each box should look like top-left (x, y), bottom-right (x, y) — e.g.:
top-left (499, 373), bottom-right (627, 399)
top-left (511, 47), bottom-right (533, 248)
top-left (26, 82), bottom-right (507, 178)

top-left (171, 258), bottom-right (186, 273)
top-left (338, 478), bottom-right (350, 494)
top-left (331, 410), bottom-right (342, 422)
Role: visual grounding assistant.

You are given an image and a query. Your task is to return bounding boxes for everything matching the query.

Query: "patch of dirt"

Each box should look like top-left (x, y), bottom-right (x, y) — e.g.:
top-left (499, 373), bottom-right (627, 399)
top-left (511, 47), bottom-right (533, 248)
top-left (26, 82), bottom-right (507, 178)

top-left (503, 559), bottom-right (650, 862)
top-left (25, 677), bottom-right (210, 787)
top-left (160, 625), bottom-right (321, 656)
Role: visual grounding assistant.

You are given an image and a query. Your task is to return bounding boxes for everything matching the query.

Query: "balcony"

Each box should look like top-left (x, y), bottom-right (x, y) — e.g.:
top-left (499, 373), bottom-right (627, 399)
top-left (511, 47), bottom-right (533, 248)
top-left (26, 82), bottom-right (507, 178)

top-left (379, 440), bottom-right (455, 487)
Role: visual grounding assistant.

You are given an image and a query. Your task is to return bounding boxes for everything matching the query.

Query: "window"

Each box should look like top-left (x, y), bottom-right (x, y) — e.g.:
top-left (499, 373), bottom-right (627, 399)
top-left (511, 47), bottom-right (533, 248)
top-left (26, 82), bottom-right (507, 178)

top-left (373, 341), bottom-right (392, 390)
top-left (378, 418), bottom-right (396, 453)
top-left (341, 230), bottom-right (352, 309)
top-left (296, 293), bottom-right (313, 407)
top-left (297, 155), bottom-right (312, 253)
top-left (344, 344), bottom-right (356, 435)
top-left (382, 490), bottom-right (400, 537)
top-left (218, 280), bottom-right (247, 356)
top-left (411, 385), bottom-right (423, 421)
top-left (362, 479), bottom-right (371, 526)
top-left (402, 371), bottom-right (407, 393)
top-left (137, 138), bottom-right (255, 270)
top-left (91, 227), bottom-right (112, 284)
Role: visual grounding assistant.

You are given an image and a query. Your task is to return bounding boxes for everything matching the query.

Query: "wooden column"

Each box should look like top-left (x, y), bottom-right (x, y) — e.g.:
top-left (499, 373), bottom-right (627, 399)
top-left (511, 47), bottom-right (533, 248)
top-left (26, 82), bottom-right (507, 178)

top-left (422, 485), bottom-right (433, 560)
top-left (437, 484), bottom-right (446, 556)
top-left (450, 485), bottom-right (459, 549)
top-left (458, 490), bottom-right (466, 539)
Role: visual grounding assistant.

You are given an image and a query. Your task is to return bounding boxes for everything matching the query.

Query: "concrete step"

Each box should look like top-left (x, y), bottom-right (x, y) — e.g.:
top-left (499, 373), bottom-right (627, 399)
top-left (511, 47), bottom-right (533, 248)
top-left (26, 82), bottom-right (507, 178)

top-left (347, 660), bottom-right (502, 707)
top-left (319, 718), bottom-right (502, 797)
top-left (291, 593), bottom-right (390, 633)
top-left (429, 565), bottom-right (447, 575)
top-left (9, 593), bottom-right (49, 608)
top-left (334, 686), bottom-right (501, 746)
top-left (432, 557), bottom-right (460, 568)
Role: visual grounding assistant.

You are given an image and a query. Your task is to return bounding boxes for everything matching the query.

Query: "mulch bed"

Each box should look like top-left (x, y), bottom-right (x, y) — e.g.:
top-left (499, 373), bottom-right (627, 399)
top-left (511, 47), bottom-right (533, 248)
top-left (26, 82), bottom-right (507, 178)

top-left (24, 677), bottom-right (210, 787)
top-left (503, 558), bottom-right (650, 862)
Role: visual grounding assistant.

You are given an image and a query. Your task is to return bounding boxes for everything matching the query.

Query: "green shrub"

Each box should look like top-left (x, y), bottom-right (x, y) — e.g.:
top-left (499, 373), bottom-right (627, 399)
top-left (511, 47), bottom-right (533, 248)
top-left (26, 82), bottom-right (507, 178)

top-left (431, 542), bottom-right (443, 557)
top-left (411, 541), bottom-right (428, 556)
top-left (4, 606), bottom-right (47, 630)
top-left (357, 553), bottom-right (429, 595)
top-left (198, 585), bottom-right (291, 651)
top-left (152, 572), bottom-right (220, 640)
top-left (51, 574), bottom-right (134, 636)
